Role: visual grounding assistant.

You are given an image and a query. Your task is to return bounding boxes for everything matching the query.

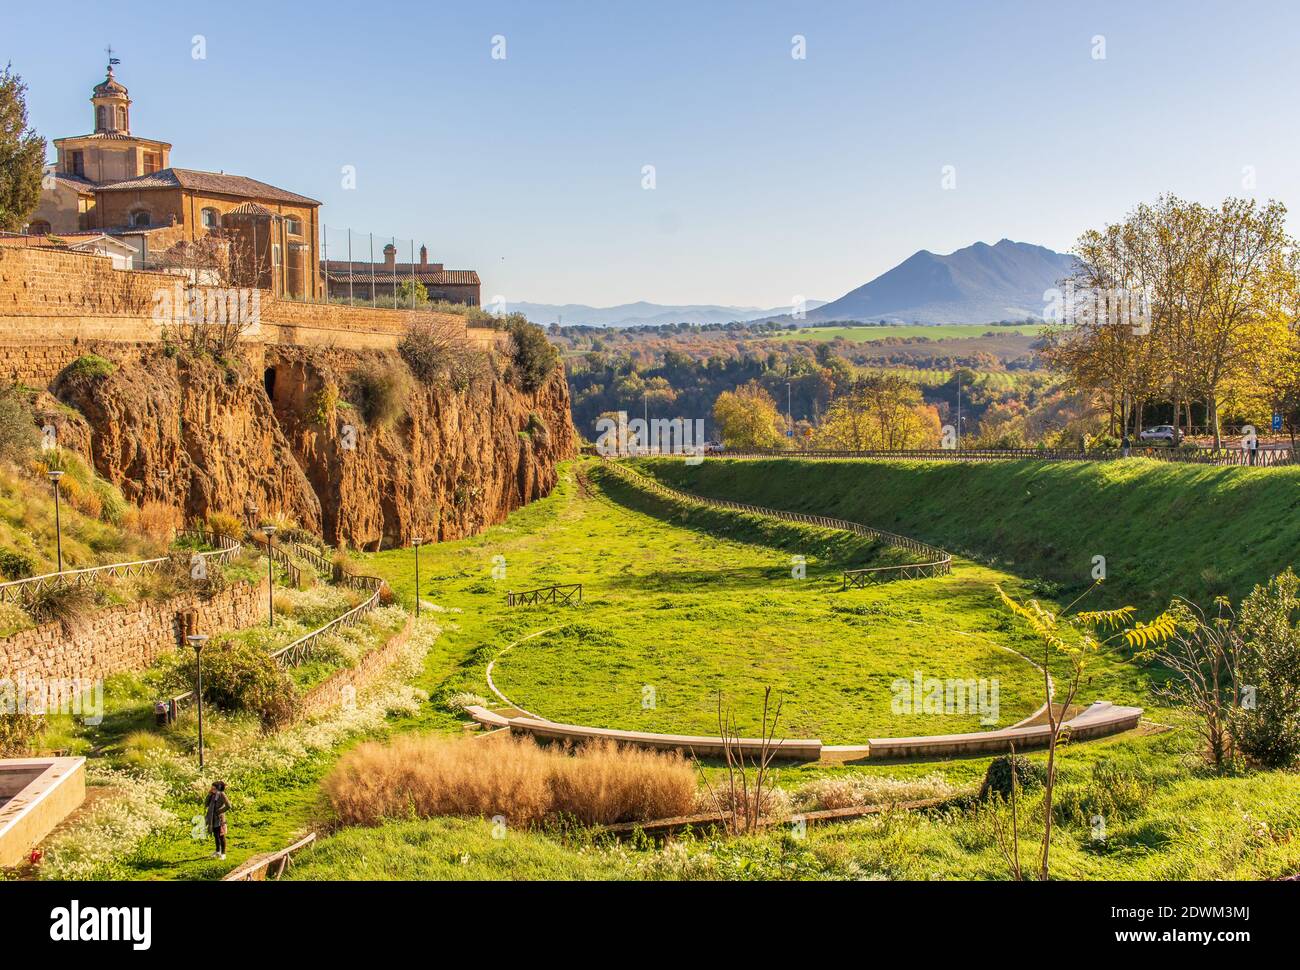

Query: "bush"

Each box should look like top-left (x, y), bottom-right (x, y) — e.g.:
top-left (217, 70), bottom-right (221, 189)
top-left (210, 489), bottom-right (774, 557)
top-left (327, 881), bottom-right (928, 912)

top-left (60, 354), bottom-right (117, 384)
top-left (1054, 760), bottom-right (1154, 825)
top-left (349, 361), bottom-right (410, 427)
top-left (170, 638), bottom-right (298, 730)
top-left (398, 323), bottom-right (454, 383)
top-left (505, 317), bottom-right (559, 392)
top-left (25, 583), bottom-right (94, 634)
top-left (979, 754), bottom-right (1046, 800)
top-left (205, 510), bottom-right (244, 539)
top-left (135, 500), bottom-right (181, 543)
top-left (0, 547), bottom-right (36, 580)
top-left (0, 389), bottom-right (36, 462)
top-left (0, 711), bottom-right (44, 757)
top-left (323, 734), bottom-right (697, 828)
top-left (1234, 569), bottom-right (1300, 768)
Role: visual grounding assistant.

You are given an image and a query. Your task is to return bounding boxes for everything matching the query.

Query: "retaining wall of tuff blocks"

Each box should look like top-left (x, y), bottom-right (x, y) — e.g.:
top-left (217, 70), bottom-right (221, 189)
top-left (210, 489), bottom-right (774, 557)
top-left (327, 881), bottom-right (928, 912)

top-left (0, 577), bottom-right (269, 688)
top-left (0, 246), bottom-right (501, 387)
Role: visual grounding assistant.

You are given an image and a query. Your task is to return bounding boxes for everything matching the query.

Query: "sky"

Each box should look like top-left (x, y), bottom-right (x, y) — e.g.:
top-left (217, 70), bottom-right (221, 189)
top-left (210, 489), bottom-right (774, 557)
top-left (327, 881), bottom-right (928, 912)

top-left (8, 0), bottom-right (1299, 309)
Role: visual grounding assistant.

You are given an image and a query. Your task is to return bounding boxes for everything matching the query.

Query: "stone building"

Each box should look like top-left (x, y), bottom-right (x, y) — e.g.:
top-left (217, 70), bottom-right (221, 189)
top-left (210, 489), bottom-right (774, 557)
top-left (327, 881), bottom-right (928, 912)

top-left (322, 244), bottom-right (480, 306)
top-left (27, 62), bottom-right (322, 299)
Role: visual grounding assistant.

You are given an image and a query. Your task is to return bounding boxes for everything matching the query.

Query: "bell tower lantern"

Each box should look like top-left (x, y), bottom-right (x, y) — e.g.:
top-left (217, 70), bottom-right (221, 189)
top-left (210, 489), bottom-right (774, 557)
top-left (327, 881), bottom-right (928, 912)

top-left (91, 51), bottom-right (130, 135)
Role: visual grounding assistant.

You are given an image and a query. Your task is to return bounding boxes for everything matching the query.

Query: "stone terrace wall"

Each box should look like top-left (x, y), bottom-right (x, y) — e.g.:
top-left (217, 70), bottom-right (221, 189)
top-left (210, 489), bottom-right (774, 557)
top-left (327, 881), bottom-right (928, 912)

top-left (296, 615), bottom-right (416, 720)
top-left (0, 246), bottom-right (500, 385)
top-left (0, 577), bottom-right (269, 686)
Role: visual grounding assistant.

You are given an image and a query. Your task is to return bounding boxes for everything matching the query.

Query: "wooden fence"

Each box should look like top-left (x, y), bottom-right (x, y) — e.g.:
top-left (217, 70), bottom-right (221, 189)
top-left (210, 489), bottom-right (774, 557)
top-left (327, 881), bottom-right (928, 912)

top-left (506, 583), bottom-right (583, 607)
top-left (710, 446), bottom-right (1295, 466)
top-left (221, 832), bottom-right (316, 881)
top-left (0, 529), bottom-right (244, 606)
top-left (842, 559), bottom-right (951, 588)
top-left (601, 460), bottom-right (952, 577)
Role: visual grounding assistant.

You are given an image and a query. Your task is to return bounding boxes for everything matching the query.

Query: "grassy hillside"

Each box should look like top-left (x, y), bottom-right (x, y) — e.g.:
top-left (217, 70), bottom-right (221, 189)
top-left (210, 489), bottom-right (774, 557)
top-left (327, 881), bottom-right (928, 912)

top-left (633, 457), bottom-right (1300, 611)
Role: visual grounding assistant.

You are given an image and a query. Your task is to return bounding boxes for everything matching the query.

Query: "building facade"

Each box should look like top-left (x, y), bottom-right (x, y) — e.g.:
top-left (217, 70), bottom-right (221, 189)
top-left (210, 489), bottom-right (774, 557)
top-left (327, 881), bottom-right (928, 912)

top-left (322, 244), bottom-right (480, 307)
top-left (28, 63), bottom-right (321, 299)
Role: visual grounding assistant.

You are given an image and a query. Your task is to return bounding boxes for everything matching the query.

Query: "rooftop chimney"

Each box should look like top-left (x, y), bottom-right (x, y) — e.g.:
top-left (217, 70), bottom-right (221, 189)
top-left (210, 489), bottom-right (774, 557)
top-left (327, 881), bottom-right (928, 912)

top-left (419, 244), bottom-right (428, 266)
top-left (382, 243), bottom-right (396, 268)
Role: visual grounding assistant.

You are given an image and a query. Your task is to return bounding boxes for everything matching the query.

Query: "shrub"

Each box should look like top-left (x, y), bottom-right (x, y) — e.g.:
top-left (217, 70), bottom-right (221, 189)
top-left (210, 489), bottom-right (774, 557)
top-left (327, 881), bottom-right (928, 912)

top-left (1234, 569), bottom-right (1300, 768)
top-left (349, 361), bottom-right (410, 427)
top-left (25, 583), bottom-right (94, 634)
top-left (505, 317), bottom-right (559, 392)
top-left (398, 323), bottom-right (455, 383)
top-left (0, 389), bottom-right (36, 462)
top-left (205, 510), bottom-right (244, 539)
top-left (322, 734), bottom-right (697, 828)
top-left (1054, 760), bottom-right (1154, 825)
top-left (979, 754), bottom-right (1046, 800)
top-left (443, 691), bottom-right (489, 713)
top-left (311, 382), bottom-right (340, 425)
top-left (59, 354), bottom-right (117, 384)
top-left (0, 711), bottom-right (44, 757)
top-left (92, 479), bottom-right (128, 525)
top-left (169, 638), bottom-right (299, 730)
top-left (0, 547), bottom-right (36, 580)
top-left (136, 500), bottom-right (182, 543)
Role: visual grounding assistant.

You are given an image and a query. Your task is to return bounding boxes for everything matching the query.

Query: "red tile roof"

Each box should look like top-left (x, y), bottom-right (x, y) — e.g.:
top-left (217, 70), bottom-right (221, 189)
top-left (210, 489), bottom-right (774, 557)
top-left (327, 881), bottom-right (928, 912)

top-left (95, 167), bottom-right (320, 206)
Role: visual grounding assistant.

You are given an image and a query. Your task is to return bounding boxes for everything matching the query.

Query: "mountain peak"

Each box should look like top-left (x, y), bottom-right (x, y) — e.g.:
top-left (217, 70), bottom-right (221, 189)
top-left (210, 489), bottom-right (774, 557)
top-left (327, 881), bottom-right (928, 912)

top-left (807, 239), bottom-right (1077, 325)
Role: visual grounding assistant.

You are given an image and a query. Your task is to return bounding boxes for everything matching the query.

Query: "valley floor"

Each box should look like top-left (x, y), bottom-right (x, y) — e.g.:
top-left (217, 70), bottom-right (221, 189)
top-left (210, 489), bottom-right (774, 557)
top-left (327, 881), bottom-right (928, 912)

top-left (25, 459), bottom-right (1300, 881)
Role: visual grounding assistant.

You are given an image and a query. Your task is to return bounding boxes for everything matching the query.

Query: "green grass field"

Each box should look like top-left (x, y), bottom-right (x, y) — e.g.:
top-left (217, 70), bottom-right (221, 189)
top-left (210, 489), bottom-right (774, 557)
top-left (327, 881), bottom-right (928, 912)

top-left (772, 323), bottom-right (1035, 343)
top-left (635, 457), bottom-right (1300, 612)
top-left (34, 456), bottom-right (1300, 882)
top-left (365, 461), bottom-right (1151, 742)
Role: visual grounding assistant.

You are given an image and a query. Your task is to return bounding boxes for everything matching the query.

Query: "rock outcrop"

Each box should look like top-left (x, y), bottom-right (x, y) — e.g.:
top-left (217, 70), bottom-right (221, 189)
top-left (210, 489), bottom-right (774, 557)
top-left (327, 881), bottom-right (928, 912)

top-left (55, 344), bottom-right (574, 548)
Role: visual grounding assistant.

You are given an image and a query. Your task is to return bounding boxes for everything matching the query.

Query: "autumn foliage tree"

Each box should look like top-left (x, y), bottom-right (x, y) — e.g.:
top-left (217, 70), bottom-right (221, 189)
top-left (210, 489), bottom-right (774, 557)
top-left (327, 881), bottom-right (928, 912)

top-left (1042, 194), bottom-right (1298, 445)
top-left (712, 381), bottom-right (786, 449)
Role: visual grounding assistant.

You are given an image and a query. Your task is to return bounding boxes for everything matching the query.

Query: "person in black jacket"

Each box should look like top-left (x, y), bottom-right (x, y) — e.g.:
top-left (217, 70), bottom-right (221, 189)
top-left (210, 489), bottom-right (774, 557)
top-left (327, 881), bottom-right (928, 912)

top-left (204, 780), bottom-right (231, 860)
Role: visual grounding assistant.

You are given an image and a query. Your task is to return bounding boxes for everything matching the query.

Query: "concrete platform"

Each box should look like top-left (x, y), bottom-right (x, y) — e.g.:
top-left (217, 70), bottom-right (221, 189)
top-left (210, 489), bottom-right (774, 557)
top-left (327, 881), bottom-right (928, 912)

top-left (0, 757), bottom-right (86, 868)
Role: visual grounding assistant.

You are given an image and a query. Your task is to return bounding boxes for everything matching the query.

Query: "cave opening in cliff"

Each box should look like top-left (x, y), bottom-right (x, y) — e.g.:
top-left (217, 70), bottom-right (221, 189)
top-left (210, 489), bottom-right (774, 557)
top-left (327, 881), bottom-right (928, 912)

top-left (263, 366), bottom-right (277, 399)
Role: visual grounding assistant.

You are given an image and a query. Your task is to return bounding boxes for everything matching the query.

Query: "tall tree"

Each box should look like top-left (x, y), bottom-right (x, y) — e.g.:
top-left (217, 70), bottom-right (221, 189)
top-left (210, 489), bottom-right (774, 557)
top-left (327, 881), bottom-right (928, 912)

top-left (0, 65), bottom-right (45, 233)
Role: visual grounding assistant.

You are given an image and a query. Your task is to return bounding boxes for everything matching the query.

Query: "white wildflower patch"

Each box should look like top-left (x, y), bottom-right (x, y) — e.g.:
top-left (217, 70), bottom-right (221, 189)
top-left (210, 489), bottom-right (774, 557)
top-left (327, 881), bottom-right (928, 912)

top-left (39, 769), bottom-right (176, 881)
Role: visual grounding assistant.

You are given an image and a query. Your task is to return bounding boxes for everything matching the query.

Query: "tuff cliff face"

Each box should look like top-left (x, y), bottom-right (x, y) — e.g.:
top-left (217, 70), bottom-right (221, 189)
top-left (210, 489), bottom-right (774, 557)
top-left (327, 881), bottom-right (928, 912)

top-left (54, 345), bottom-right (574, 548)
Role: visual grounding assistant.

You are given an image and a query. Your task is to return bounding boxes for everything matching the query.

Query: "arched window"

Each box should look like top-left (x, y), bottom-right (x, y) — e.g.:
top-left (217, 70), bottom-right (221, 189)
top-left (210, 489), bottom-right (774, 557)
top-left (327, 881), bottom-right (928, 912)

top-left (96, 105), bottom-right (108, 130)
top-left (28, 220), bottom-right (51, 236)
top-left (284, 216), bottom-right (303, 236)
top-left (117, 105), bottom-right (127, 129)
top-left (130, 209), bottom-right (151, 228)
top-left (201, 207), bottom-right (220, 230)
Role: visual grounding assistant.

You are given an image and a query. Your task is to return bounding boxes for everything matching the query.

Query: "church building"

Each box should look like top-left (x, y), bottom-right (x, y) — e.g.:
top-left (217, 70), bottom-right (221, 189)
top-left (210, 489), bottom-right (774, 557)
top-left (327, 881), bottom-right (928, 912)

top-left (28, 60), bottom-right (322, 299)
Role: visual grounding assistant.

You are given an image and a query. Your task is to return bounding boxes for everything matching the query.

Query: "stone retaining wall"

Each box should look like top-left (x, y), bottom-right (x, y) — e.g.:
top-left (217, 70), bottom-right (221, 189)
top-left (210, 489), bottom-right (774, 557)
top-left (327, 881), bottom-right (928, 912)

top-left (0, 577), bottom-right (269, 686)
top-left (296, 615), bottom-right (415, 719)
top-left (0, 246), bottom-right (502, 385)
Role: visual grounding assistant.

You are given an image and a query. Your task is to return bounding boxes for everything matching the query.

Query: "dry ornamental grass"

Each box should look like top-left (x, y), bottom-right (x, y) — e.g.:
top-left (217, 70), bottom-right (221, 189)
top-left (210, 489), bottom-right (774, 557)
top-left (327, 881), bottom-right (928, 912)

top-left (323, 734), bottom-right (697, 828)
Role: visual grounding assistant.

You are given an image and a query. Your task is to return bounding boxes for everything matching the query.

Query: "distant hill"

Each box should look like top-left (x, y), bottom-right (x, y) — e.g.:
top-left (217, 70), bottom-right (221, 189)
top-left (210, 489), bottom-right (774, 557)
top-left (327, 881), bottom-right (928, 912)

top-left (803, 239), bottom-right (1079, 325)
top-left (512, 299), bottom-right (827, 328)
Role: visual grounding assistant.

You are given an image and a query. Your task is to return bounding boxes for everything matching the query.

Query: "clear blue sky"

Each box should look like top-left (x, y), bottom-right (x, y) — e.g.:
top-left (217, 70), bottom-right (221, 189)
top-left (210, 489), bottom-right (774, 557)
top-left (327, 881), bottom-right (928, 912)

top-left (9, 0), bottom-right (1298, 308)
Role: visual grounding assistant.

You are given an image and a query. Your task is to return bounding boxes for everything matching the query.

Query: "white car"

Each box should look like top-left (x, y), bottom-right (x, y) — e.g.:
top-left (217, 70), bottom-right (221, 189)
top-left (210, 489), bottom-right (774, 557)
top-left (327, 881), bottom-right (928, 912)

top-left (1138, 425), bottom-right (1177, 443)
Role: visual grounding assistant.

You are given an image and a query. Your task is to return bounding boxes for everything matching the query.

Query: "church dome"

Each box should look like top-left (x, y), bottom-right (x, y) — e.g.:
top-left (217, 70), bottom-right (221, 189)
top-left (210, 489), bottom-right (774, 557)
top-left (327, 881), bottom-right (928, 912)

top-left (92, 68), bottom-right (128, 98)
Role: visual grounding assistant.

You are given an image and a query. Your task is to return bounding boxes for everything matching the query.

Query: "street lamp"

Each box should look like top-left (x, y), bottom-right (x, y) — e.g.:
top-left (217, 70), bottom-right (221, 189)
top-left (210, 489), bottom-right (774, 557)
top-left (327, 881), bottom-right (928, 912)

top-left (411, 538), bottom-right (423, 619)
top-left (261, 524), bottom-right (277, 626)
top-left (186, 633), bottom-right (209, 768)
top-left (48, 470), bottom-right (65, 572)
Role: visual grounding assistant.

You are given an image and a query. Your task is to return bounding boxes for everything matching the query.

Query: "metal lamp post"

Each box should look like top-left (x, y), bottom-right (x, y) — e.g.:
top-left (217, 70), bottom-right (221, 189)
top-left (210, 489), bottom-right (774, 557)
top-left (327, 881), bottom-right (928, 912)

top-left (412, 538), bottom-right (423, 619)
top-left (187, 633), bottom-right (209, 768)
top-left (48, 470), bottom-right (65, 572)
top-left (261, 524), bottom-right (277, 626)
